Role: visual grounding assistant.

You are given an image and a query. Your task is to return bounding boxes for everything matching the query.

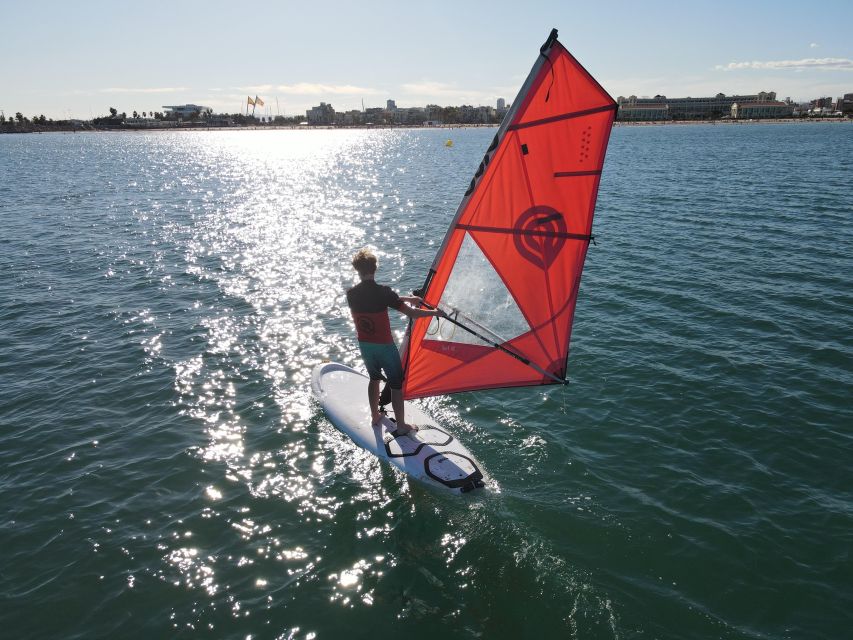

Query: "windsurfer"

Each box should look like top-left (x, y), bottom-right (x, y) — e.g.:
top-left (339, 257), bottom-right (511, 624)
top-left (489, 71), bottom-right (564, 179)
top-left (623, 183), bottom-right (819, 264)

top-left (346, 248), bottom-right (445, 434)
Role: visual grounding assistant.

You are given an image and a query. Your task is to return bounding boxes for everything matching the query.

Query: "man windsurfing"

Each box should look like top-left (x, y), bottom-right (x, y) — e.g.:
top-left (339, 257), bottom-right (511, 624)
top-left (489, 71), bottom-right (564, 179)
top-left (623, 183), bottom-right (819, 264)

top-left (346, 248), bottom-right (445, 435)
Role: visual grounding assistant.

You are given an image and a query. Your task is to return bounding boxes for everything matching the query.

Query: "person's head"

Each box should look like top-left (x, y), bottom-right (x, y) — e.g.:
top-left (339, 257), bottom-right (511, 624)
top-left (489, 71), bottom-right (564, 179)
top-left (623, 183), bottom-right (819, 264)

top-left (352, 248), bottom-right (378, 278)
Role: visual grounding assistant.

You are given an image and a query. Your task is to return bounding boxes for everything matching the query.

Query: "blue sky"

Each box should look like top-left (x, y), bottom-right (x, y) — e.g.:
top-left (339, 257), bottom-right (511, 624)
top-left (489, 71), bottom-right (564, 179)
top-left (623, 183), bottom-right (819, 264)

top-left (1, 0), bottom-right (851, 119)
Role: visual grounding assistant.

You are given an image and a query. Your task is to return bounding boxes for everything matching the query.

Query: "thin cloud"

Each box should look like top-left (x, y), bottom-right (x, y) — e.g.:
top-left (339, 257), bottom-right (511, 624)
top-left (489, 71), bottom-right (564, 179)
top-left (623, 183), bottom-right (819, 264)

top-left (809, 43), bottom-right (819, 48)
top-left (243, 83), bottom-right (382, 96)
top-left (401, 81), bottom-right (462, 96)
top-left (400, 80), bottom-right (502, 105)
top-left (99, 87), bottom-right (189, 93)
top-left (715, 58), bottom-right (853, 71)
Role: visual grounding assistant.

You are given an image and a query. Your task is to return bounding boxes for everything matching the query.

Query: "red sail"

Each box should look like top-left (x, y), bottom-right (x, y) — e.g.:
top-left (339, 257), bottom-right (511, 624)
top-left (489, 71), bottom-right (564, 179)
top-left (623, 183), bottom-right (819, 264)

top-left (403, 32), bottom-right (616, 399)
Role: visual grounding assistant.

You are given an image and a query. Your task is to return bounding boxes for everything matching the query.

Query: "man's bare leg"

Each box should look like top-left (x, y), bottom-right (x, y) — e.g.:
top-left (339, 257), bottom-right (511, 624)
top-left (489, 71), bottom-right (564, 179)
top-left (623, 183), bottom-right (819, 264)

top-left (368, 379), bottom-right (381, 426)
top-left (391, 388), bottom-right (418, 435)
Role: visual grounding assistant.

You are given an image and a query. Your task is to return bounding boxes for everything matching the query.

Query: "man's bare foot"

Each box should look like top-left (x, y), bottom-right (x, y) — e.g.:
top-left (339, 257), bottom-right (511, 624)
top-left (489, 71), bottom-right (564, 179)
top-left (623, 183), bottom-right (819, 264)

top-left (371, 412), bottom-right (382, 427)
top-left (394, 423), bottom-right (419, 436)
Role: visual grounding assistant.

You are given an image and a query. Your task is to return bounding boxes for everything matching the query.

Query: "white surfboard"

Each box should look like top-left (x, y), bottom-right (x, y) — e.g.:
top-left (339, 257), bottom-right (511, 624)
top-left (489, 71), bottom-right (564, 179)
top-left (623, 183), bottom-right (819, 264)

top-left (311, 362), bottom-right (487, 494)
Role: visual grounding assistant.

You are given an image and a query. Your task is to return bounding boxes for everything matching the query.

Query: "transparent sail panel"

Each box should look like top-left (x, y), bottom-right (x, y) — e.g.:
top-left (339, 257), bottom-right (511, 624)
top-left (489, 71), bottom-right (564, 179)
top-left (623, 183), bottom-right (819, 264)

top-left (426, 233), bottom-right (531, 345)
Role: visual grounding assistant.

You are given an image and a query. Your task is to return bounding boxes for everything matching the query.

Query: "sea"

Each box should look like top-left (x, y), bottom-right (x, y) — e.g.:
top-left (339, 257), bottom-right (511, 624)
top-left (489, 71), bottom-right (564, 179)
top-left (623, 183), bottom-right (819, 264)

top-left (1, 122), bottom-right (851, 639)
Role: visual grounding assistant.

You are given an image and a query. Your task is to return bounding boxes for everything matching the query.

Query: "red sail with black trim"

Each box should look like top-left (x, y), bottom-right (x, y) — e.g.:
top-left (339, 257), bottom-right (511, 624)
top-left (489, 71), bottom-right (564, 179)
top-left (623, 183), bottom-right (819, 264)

top-left (403, 30), bottom-right (616, 399)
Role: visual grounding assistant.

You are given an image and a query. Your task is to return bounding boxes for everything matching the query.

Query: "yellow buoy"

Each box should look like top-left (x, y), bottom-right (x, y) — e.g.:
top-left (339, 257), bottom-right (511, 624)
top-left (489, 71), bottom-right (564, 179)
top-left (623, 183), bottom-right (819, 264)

top-left (445, 139), bottom-right (453, 147)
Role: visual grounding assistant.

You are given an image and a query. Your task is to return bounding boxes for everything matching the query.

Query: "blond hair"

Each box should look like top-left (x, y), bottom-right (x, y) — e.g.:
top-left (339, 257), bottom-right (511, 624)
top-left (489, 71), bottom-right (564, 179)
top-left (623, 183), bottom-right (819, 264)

top-left (351, 248), bottom-right (378, 275)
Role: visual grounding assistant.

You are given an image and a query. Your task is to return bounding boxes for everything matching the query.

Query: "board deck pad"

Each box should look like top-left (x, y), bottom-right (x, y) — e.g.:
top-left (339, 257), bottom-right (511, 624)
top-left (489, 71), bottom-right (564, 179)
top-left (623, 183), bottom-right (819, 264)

top-left (311, 362), bottom-right (486, 494)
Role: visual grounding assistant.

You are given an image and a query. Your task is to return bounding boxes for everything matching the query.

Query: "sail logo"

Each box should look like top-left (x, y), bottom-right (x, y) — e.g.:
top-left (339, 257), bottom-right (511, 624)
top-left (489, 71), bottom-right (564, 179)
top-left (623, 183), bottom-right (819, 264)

top-left (513, 206), bottom-right (567, 268)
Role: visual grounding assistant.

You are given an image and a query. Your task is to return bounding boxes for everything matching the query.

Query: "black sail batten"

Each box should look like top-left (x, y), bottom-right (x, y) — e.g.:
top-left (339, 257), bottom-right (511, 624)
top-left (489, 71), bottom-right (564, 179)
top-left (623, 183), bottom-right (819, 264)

top-left (507, 103), bottom-right (618, 131)
top-left (455, 223), bottom-right (592, 242)
top-left (554, 170), bottom-right (603, 178)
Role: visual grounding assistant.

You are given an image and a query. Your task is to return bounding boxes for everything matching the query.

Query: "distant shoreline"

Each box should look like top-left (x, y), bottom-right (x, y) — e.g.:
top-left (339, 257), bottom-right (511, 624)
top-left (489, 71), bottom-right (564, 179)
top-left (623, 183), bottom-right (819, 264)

top-left (0, 122), bottom-right (499, 134)
top-left (1, 119), bottom-right (850, 135)
top-left (614, 118), bottom-right (851, 127)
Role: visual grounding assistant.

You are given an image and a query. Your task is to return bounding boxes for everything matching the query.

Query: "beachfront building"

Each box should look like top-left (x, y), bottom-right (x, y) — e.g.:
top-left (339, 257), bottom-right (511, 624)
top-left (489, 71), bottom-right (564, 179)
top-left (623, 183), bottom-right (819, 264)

top-left (496, 98), bottom-right (510, 120)
top-left (731, 101), bottom-right (793, 119)
top-left (617, 102), bottom-right (670, 121)
top-left (459, 105), bottom-right (497, 124)
top-left (124, 117), bottom-right (175, 129)
top-left (307, 102), bottom-right (335, 125)
top-left (617, 92), bottom-right (779, 120)
top-left (386, 99), bottom-right (397, 111)
top-left (162, 104), bottom-right (212, 120)
top-left (391, 107), bottom-right (426, 125)
top-left (842, 94), bottom-right (853, 116)
top-left (808, 106), bottom-right (842, 117)
top-left (337, 110), bottom-right (364, 126)
top-left (207, 114), bottom-right (234, 127)
top-left (363, 107), bottom-right (385, 125)
top-left (425, 104), bottom-right (443, 124)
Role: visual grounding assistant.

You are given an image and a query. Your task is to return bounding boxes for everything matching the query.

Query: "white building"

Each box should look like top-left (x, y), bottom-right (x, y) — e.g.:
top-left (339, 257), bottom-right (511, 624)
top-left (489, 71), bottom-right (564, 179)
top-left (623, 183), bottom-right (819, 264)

top-left (124, 117), bottom-right (170, 129)
top-left (731, 101), bottom-right (793, 119)
top-left (162, 104), bottom-right (211, 119)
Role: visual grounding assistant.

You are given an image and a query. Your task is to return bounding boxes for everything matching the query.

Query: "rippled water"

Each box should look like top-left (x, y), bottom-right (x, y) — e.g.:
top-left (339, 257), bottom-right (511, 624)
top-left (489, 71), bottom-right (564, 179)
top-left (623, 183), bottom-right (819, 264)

top-left (1, 124), bottom-right (851, 639)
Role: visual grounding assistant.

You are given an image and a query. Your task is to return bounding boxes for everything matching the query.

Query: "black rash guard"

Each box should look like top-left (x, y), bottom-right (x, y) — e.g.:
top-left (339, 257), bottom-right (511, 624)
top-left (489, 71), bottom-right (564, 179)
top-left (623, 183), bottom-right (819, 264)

top-left (346, 280), bottom-right (403, 344)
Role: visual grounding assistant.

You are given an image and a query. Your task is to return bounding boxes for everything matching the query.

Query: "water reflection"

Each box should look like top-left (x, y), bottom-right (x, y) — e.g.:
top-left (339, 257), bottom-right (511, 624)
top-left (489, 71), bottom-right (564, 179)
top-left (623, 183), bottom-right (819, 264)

top-left (160, 130), bottom-right (411, 620)
top-left (133, 129), bottom-right (599, 635)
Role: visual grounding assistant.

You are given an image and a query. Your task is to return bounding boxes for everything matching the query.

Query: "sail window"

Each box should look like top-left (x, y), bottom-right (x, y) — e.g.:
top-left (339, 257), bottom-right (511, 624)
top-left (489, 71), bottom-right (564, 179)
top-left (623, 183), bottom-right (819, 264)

top-left (425, 233), bottom-right (531, 346)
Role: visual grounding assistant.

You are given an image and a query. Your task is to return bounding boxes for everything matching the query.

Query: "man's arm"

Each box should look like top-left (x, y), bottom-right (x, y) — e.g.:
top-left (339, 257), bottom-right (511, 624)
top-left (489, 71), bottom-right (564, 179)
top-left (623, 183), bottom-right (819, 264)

top-left (397, 302), bottom-right (445, 320)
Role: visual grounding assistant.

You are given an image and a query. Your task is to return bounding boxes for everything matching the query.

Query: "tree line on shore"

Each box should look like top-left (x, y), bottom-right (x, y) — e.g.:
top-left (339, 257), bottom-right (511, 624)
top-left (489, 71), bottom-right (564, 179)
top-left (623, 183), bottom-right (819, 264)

top-left (4, 104), bottom-right (850, 133)
top-left (1, 109), bottom-right (336, 132)
top-left (1, 111), bottom-right (82, 132)
top-left (1, 104), bottom-right (507, 132)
